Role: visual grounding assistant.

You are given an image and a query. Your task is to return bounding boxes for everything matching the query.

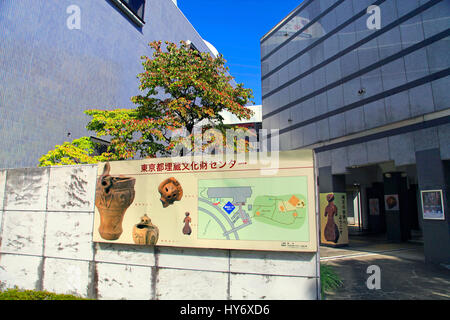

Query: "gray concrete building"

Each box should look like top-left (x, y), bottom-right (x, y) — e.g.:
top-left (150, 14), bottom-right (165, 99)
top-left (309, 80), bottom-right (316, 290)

top-left (0, 0), bottom-right (215, 169)
top-left (261, 0), bottom-right (450, 264)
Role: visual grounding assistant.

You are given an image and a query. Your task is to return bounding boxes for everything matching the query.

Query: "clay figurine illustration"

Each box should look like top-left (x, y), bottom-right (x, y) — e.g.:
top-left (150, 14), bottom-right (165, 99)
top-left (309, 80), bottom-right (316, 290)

top-left (182, 212), bottom-right (192, 235)
top-left (324, 193), bottom-right (340, 243)
top-left (132, 214), bottom-right (159, 245)
top-left (158, 177), bottom-right (183, 208)
top-left (95, 162), bottom-right (136, 240)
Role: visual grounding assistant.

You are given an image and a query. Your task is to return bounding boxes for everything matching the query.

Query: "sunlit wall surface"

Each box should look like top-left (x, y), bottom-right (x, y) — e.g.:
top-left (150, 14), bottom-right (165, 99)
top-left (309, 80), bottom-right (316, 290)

top-left (261, 0), bottom-right (449, 173)
top-left (0, 0), bottom-right (212, 168)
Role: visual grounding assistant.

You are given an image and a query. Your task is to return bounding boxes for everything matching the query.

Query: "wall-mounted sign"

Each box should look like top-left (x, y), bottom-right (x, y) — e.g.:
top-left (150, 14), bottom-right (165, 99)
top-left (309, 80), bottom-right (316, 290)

top-left (92, 150), bottom-right (317, 252)
top-left (421, 190), bottom-right (445, 220)
top-left (384, 194), bottom-right (399, 211)
top-left (369, 198), bottom-right (380, 216)
top-left (320, 193), bottom-right (348, 246)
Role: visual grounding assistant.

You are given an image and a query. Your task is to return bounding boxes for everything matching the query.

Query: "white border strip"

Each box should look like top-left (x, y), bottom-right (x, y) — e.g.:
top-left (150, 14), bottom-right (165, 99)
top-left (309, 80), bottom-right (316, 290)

top-left (320, 248), bottom-right (417, 261)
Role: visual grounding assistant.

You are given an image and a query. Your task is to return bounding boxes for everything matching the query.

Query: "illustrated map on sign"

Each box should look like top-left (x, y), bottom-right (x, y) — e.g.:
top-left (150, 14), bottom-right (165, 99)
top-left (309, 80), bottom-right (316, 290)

top-left (198, 176), bottom-right (310, 242)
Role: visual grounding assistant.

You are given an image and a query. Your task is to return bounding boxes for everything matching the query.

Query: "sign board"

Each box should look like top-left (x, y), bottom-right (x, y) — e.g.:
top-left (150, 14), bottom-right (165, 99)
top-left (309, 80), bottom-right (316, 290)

top-left (92, 150), bottom-right (317, 252)
top-left (421, 190), bottom-right (445, 220)
top-left (384, 194), bottom-right (399, 211)
top-left (320, 193), bottom-right (348, 246)
top-left (369, 198), bottom-right (380, 216)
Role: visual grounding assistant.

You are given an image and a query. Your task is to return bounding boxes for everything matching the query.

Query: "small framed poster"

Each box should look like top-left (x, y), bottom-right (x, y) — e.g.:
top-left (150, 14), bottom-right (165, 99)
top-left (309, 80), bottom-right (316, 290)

top-left (384, 194), bottom-right (399, 211)
top-left (369, 198), bottom-right (380, 216)
top-left (421, 190), bottom-right (445, 220)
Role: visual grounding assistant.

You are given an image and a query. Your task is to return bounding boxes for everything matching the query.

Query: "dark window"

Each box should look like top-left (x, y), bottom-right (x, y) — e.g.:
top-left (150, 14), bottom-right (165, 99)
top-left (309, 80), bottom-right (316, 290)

top-left (120, 0), bottom-right (145, 21)
top-left (90, 136), bottom-right (111, 156)
top-left (111, 0), bottom-right (146, 26)
top-left (186, 40), bottom-right (199, 52)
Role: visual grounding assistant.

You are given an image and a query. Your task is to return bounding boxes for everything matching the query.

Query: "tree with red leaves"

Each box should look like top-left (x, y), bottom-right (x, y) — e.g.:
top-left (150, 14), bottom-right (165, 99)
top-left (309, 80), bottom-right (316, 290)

top-left (39, 40), bottom-right (254, 166)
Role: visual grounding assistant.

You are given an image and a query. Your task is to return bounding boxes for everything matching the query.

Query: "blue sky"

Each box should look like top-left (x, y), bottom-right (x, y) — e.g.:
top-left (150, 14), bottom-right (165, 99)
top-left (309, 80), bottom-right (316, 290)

top-left (178, 0), bottom-right (304, 105)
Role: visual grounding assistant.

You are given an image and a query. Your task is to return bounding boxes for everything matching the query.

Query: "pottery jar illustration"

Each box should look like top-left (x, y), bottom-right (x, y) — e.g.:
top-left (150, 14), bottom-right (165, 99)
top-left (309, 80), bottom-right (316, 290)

top-left (95, 162), bottom-right (136, 240)
top-left (158, 177), bottom-right (183, 208)
top-left (133, 214), bottom-right (159, 245)
top-left (386, 196), bottom-right (398, 209)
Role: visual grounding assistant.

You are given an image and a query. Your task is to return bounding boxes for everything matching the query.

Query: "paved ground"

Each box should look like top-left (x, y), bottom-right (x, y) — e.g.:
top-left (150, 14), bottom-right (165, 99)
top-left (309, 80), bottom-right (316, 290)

top-left (320, 235), bottom-right (450, 300)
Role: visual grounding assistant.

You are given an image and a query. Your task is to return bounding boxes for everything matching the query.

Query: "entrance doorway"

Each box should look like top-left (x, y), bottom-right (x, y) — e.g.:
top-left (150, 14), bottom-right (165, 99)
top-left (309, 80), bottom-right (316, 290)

top-left (346, 185), bottom-right (363, 233)
top-left (341, 163), bottom-right (424, 245)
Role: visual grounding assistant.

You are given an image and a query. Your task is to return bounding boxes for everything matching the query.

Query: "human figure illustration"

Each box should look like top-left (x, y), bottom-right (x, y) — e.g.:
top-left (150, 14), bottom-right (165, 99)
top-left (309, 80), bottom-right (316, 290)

top-left (182, 212), bottom-right (192, 235)
top-left (324, 194), bottom-right (340, 243)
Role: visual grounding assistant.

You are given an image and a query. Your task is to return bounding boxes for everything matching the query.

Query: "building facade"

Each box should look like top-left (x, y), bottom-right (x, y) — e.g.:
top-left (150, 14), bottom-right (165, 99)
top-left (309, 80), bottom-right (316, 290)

top-left (0, 0), bottom-right (214, 169)
top-left (261, 0), bottom-right (450, 264)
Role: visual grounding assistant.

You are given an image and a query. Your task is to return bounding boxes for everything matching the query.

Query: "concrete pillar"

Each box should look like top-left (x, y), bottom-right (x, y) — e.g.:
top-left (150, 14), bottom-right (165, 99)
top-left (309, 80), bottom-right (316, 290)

top-left (366, 182), bottom-right (386, 234)
top-left (383, 172), bottom-right (409, 242)
top-left (416, 149), bottom-right (450, 265)
top-left (360, 184), bottom-right (369, 230)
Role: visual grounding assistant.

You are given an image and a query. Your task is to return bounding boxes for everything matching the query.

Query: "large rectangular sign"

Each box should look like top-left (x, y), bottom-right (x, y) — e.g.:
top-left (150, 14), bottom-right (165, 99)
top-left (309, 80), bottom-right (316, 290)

top-left (320, 193), bottom-right (348, 246)
top-left (92, 150), bottom-right (317, 252)
top-left (421, 189), bottom-right (445, 220)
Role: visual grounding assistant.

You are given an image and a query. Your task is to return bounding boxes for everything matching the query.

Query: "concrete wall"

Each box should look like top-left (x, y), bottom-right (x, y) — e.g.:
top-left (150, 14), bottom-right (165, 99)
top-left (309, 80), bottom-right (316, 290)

top-left (315, 125), bottom-right (449, 174)
top-left (0, 164), bottom-right (320, 299)
top-left (0, 0), bottom-right (213, 169)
